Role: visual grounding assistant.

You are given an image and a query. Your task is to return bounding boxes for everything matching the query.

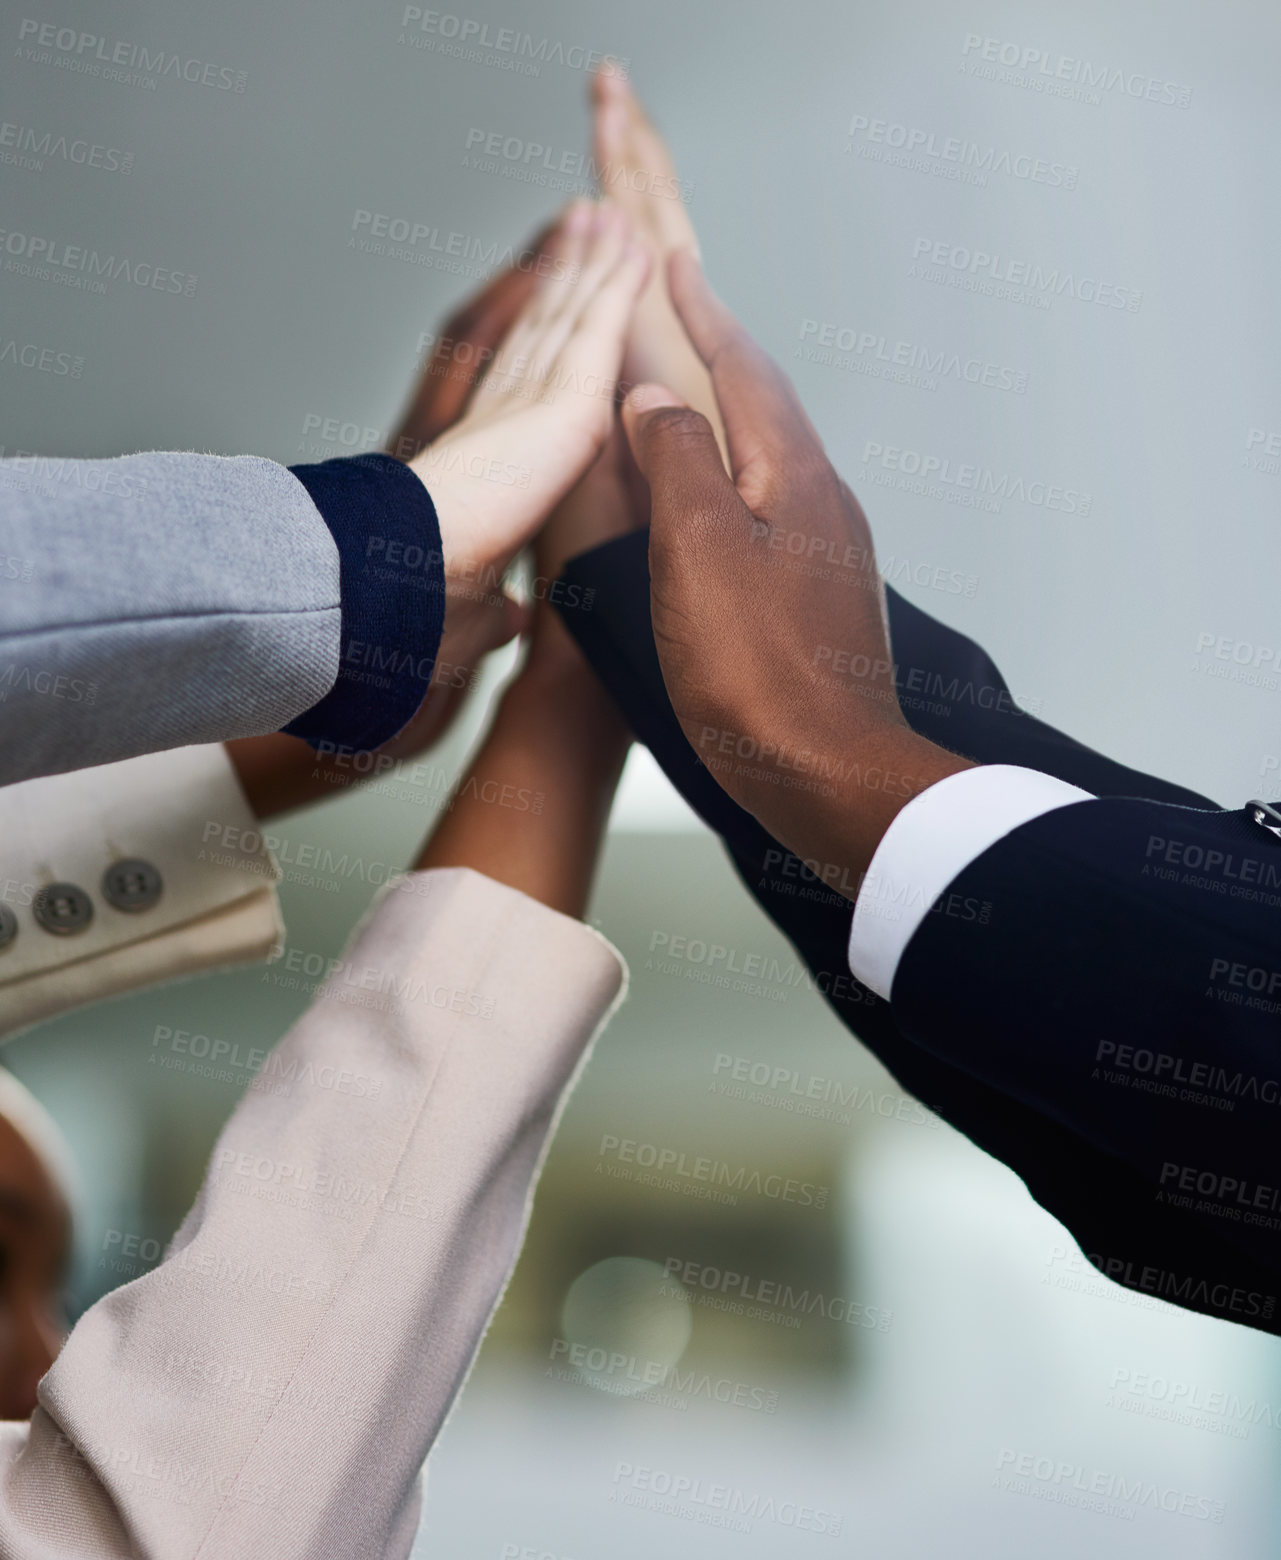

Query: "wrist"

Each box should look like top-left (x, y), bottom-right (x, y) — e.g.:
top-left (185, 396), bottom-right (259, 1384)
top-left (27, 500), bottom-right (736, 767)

top-left (406, 451), bottom-right (461, 570)
top-left (510, 638), bottom-right (623, 723)
top-left (770, 727), bottom-right (975, 898)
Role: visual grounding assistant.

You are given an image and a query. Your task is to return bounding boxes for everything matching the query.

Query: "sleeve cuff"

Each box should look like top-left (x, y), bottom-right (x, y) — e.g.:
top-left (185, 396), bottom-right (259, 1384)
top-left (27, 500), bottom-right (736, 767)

top-left (283, 454), bottom-right (446, 753)
top-left (0, 745), bottom-right (283, 1039)
top-left (847, 764), bottom-right (1095, 1000)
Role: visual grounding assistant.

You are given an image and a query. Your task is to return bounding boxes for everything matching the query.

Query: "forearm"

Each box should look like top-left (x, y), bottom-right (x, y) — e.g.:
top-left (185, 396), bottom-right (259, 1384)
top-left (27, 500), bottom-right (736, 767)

top-left (0, 453), bottom-right (340, 784)
top-left (416, 632), bottom-right (629, 918)
top-left (15, 870), bottom-right (624, 1560)
top-left (0, 450), bottom-right (450, 785)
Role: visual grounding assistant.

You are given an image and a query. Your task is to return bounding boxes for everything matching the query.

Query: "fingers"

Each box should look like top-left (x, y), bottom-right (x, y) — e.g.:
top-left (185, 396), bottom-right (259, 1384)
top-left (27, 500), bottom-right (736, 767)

top-left (620, 383), bottom-right (747, 556)
top-left (492, 201), bottom-right (596, 388)
top-left (591, 69), bottom-right (696, 251)
top-left (441, 244), bottom-right (540, 346)
top-left (441, 589), bottom-right (529, 677)
top-left (489, 204), bottom-right (645, 418)
top-left (546, 223), bottom-right (650, 398)
top-left (393, 224), bottom-right (557, 452)
top-left (481, 590), bottom-right (531, 654)
top-left (666, 249), bottom-right (822, 490)
top-left (531, 204), bottom-right (633, 373)
top-left (592, 68), bottom-right (629, 173)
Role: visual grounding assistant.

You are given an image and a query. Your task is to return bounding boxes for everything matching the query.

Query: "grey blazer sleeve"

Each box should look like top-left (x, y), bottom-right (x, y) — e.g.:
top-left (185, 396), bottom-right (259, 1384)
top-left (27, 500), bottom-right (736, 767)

top-left (0, 452), bottom-right (342, 786)
top-left (0, 867), bottom-right (627, 1559)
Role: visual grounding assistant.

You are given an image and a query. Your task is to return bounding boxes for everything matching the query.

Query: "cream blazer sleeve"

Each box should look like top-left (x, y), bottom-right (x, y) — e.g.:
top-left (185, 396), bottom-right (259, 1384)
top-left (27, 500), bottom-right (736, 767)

top-left (0, 745), bottom-right (282, 1041)
top-left (0, 867), bottom-right (626, 1559)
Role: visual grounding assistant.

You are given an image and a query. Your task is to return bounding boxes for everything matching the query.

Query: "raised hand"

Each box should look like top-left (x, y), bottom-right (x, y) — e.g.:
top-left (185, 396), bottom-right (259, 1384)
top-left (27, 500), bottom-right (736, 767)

top-left (590, 70), bottom-right (726, 458)
top-left (227, 208), bottom-right (649, 817)
top-left (412, 201), bottom-right (649, 578)
top-left (620, 252), bottom-right (973, 889)
top-left (388, 221), bottom-right (556, 459)
top-left (397, 201), bottom-right (649, 749)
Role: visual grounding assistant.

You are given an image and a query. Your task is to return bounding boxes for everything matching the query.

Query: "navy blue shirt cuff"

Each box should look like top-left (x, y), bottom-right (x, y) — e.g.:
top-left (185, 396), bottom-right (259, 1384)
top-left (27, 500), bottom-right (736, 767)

top-left (283, 453), bottom-right (446, 753)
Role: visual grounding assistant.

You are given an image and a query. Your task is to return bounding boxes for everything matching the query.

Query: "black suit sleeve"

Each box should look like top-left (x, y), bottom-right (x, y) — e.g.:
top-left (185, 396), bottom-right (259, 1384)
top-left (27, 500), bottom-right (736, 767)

top-left (892, 795), bottom-right (1281, 1286)
top-left (556, 530), bottom-right (1281, 1333)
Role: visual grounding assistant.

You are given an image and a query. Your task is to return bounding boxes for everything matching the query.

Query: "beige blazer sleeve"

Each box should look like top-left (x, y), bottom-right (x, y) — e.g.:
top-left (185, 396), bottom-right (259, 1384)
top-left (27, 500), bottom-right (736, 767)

top-left (0, 867), bottom-right (627, 1559)
top-left (0, 745), bottom-right (282, 1041)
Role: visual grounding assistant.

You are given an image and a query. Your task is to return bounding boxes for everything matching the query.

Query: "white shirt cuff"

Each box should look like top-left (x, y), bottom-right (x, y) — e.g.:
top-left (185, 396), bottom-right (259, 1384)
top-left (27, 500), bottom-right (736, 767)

top-left (847, 764), bottom-right (1094, 1000)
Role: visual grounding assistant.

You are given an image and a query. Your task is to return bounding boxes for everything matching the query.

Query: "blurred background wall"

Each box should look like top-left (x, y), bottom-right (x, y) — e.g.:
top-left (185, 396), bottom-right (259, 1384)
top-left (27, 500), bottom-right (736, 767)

top-left (2, 0), bottom-right (1279, 1555)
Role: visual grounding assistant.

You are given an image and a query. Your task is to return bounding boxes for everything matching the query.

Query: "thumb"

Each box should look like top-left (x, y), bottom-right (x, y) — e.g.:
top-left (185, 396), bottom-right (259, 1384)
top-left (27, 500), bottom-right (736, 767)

top-left (621, 383), bottom-right (743, 550)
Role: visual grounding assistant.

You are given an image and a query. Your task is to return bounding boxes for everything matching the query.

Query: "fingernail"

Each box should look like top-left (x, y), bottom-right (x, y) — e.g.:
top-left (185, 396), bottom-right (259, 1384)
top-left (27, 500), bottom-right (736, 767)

top-left (628, 382), bottom-right (685, 413)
